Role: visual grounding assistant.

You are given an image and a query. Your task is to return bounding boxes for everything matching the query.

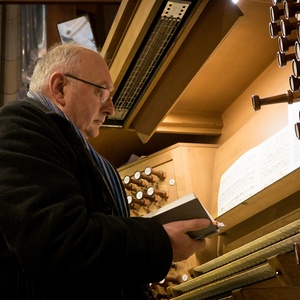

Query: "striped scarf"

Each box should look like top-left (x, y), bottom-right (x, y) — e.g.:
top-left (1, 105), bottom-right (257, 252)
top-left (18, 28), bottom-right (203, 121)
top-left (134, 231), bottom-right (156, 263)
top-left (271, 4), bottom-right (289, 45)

top-left (27, 90), bottom-right (129, 218)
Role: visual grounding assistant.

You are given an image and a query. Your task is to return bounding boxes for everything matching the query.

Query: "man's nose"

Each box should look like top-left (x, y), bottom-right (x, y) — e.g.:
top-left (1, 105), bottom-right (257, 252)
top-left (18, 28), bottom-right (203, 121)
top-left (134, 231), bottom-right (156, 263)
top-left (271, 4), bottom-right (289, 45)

top-left (104, 97), bottom-right (115, 116)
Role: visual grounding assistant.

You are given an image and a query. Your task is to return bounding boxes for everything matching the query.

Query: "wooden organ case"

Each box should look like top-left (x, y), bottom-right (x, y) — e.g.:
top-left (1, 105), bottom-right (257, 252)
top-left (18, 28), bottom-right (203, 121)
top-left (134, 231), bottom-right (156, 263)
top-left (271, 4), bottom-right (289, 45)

top-left (116, 1), bottom-right (300, 298)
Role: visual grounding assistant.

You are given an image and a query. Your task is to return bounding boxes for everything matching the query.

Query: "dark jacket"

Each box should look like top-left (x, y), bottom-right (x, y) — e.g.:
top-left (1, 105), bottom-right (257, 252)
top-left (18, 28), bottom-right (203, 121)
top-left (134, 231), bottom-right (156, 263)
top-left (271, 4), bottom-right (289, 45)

top-left (0, 97), bottom-right (172, 299)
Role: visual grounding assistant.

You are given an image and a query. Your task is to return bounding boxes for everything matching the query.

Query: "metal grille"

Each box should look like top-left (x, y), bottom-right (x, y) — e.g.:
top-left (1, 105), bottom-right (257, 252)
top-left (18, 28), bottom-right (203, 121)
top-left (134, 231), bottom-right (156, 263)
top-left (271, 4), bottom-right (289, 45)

top-left (105, 0), bottom-right (192, 125)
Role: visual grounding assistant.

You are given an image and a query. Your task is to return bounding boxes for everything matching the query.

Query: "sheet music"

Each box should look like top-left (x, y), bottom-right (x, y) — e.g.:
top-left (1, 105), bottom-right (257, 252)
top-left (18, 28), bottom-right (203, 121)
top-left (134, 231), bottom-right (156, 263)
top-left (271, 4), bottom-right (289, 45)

top-left (218, 103), bottom-right (300, 216)
top-left (217, 149), bottom-right (261, 215)
top-left (288, 102), bottom-right (300, 169)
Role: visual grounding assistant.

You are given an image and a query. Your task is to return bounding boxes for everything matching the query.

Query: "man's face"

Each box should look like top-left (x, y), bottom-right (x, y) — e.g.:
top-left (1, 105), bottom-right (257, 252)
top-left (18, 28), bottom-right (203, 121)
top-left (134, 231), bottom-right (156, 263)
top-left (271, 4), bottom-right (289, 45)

top-left (62, 51), bottom-right (115, 139)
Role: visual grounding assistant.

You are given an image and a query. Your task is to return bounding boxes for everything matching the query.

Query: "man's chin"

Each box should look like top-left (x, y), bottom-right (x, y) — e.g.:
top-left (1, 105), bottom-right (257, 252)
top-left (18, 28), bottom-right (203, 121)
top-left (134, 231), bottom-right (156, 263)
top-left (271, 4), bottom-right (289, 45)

top-left (83, 128), bottom-right (100, 140)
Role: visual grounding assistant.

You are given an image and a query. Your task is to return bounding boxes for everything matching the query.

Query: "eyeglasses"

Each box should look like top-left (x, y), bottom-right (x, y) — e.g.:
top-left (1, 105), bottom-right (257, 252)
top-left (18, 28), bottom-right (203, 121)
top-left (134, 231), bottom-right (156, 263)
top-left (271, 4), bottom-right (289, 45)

top-left (64, 73), bottom-right (112, 103)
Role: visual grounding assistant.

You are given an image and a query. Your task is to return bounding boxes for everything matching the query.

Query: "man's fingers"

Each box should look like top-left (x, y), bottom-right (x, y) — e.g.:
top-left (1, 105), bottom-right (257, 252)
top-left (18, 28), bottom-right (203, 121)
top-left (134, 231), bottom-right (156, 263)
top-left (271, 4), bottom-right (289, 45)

top-left (171, 218), bottom-right (211, 233)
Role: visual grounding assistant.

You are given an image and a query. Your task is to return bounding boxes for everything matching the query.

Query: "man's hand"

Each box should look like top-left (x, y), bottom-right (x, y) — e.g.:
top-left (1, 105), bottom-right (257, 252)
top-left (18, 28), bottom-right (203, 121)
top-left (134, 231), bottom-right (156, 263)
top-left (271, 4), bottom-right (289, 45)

top-left (163, 218), bottom-right (210, 262)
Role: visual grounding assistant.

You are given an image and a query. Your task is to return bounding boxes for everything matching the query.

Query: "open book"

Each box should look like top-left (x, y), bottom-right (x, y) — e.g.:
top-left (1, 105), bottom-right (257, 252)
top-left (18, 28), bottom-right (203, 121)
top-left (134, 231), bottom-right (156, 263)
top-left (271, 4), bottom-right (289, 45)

top-left (143, 192), bottom-right (224, 240)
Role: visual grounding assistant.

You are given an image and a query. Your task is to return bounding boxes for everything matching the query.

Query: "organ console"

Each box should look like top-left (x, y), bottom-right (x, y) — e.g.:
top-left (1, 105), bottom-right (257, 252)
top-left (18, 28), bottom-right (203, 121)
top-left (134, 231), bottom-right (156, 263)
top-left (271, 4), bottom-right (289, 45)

top-left (118, 141), bottom-right (300, 299)
top-left (117, 1), bottom-right (300, 298)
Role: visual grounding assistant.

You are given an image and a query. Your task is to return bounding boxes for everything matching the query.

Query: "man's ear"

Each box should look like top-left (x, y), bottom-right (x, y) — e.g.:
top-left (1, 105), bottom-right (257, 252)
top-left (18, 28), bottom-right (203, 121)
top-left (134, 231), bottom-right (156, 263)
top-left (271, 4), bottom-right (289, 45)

top-left (49, 72), bottom-right (66, 106)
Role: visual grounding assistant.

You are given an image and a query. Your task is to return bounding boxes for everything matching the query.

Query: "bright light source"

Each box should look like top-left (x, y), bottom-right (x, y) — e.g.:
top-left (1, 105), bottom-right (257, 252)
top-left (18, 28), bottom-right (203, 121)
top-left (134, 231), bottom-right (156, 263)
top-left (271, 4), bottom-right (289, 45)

top-left (232, 0), bottom-right (239, 4)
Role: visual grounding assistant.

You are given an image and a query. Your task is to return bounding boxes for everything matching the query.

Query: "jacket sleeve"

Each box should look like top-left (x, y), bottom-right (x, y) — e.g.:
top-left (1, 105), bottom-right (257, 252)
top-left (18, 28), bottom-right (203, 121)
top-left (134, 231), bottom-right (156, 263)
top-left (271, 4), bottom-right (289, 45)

top-left (0, 101), bottom-right (172, 294)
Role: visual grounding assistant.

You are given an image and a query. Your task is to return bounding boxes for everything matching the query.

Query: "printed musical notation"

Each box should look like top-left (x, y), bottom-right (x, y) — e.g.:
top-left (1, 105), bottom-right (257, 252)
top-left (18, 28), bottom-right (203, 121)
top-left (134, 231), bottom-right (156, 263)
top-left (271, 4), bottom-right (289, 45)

top-left (218, 102), bottom-right (300, 216)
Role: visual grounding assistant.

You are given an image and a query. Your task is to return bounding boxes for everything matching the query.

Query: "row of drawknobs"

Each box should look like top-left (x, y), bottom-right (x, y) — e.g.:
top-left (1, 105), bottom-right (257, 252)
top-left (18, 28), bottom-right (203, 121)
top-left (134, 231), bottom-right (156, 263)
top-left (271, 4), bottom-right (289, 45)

top-left (122, 167), bottom-right (169, 213)
top-left (252, 0), bottom-right (300, 139)
top-left (122, 167), bottom-right (190, 298)
top-left (270, 1), bottom-right (300, 90)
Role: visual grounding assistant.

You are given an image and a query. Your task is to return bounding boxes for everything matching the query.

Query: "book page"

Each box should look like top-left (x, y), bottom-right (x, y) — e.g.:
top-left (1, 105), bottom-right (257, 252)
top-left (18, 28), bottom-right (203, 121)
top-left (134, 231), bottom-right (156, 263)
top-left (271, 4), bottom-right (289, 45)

top-left (217, 149), bottom-right (261, 215)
